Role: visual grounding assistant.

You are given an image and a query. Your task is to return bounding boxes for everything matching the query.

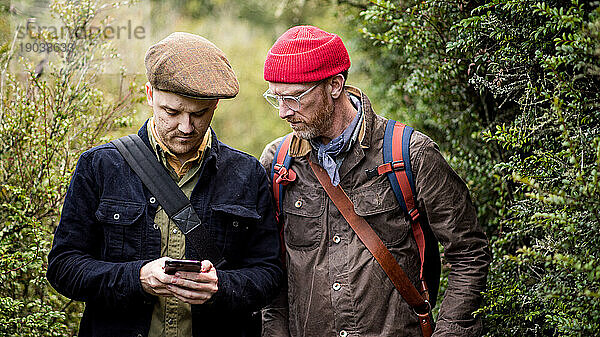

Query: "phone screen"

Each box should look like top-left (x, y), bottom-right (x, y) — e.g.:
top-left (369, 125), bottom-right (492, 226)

top-left (164, 259), bottom-right (203, 274)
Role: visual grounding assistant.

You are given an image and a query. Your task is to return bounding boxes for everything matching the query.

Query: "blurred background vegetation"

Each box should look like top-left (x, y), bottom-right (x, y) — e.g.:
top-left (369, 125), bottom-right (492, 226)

top-left (1, 0), bottom-right (599, 336)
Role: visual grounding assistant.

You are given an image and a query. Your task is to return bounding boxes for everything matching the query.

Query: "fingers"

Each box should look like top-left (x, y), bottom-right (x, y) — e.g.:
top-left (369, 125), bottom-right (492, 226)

top-left (141, 258), bottom-right (219, 304)
top-left (140, 257), bottom-right (175, 297)
top-left (170, 273), bottom-right (218, 291)
top-left (201, 260), bottom-right (213, 272)
top-left (174, 259), bottom-right (217, 283)
top-left (167, 260), bottom-right (218, 304)
top-left (167, 284), bottom-right (215, 304)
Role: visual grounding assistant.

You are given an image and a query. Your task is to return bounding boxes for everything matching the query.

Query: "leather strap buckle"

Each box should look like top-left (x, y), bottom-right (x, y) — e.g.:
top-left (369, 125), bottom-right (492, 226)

top-left (412, 299), bottom-right (432, 316)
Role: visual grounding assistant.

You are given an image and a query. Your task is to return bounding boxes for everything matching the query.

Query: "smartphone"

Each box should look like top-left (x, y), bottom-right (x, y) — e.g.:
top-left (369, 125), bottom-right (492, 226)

top-left (164, 259), bottom-right (203, 275)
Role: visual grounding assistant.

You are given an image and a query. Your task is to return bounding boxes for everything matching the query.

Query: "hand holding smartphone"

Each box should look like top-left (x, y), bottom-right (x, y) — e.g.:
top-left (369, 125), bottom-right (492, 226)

top-left (164, 259), bottom-right (203, 275)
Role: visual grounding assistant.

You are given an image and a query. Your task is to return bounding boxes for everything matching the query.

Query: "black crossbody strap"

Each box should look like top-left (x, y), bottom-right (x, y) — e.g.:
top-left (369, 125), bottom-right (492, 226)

top-left (111, 134), bottom-right (224, 266)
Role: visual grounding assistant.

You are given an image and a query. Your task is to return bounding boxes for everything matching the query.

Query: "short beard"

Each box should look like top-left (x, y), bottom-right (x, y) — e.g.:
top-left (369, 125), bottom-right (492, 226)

top-left (155, 124), bottom-right (202, 156)
top-left (293, 92), bottom-right (334, 140)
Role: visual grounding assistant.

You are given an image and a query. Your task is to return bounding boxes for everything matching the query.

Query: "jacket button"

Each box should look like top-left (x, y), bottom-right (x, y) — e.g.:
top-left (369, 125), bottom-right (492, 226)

top-left (172, 228), bottom-right (178, 234)
top-left (113, 213), bottom-right (120, 220)
top-left (137, 334), bottom-right (143, 337)
top-left (332, 235), bottom-right (341, 244)
top-left (339, 330), bottom-right (348, 337)
top-left (153, 223), bottom-right (159, 230)
top-left (232, 221), bottom-right (239, 228)
top-left (332, 282), bottom-right (341, 291)
top-left (149, 197), bottom-right (156, 204)
top-left (294, 200), bottom-right (303, 208)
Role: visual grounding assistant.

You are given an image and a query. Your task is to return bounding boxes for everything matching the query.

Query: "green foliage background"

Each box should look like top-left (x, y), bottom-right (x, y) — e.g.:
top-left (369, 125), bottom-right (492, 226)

top-left (349, 0), bottom-right (600, 335)
top-left (1, 0), bottom-right (599, 336)
top-left (0, 1), bottom-right (141, 335)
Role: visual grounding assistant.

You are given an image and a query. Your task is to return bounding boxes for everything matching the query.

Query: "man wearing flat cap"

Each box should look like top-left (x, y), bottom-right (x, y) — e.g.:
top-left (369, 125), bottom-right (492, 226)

top-left (260, 26), bottom-right (490, 337)
top-left (47, 32), bottom-right (283, 337)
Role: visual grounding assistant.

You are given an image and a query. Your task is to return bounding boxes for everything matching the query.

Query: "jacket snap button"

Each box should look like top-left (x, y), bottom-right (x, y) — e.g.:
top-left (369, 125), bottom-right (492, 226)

top-left (172, 228), bottom-right (178, 234)
top-left (294, 200), bottom-right (302, 208)
top-left (339, 330), bottom-right (348, 337)
top-left (113, 213), bottom-right (120, 220)
top-left (153, 223), bottom-right (159, 230)
top-left (332, 282), bottom-right (341, 291)
top-left (232, 221), bottom-right (239, 227)
top-left (149, 197), bottom-right (156, 204)
top-left (333, 235), bottom-right (341, 244)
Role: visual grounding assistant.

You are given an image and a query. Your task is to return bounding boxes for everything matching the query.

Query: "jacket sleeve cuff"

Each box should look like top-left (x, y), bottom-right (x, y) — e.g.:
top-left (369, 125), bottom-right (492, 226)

top-left (261, 282), bottom-right (290, 337)
top-left (204, 269), bottom-right (233, 310)
top-left (135, 259), bottom-right (157, 302)
top-left (433, 318), bottom-right (483, 337)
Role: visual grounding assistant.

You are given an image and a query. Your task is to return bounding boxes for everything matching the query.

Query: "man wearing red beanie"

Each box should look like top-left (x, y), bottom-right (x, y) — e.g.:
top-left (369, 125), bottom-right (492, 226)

top-left (259, 25), bottom-right (490, 337)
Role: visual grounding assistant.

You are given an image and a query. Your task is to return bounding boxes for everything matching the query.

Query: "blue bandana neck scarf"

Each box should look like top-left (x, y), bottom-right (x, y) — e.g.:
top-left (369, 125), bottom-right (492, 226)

top-left (310, 94), bottom-right (363, 186)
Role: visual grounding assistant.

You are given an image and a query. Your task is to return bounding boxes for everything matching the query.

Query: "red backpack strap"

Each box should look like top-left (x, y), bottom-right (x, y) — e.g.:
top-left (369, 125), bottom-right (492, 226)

top-left (270, 134), bottom-right (296, 264)
top-left (271, 134), bottom-right (296, 220)
top-left (370, 120), bottom-right (429, 298)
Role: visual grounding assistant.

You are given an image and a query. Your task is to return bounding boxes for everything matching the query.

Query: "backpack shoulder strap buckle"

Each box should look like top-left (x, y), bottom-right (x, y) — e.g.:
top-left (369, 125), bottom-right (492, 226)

top-left (365, 160), bottom-right (406, 179)
top-left (274, 163), bottom-right (297, 185)
top-left (408, 208), bottom-right (420, 222)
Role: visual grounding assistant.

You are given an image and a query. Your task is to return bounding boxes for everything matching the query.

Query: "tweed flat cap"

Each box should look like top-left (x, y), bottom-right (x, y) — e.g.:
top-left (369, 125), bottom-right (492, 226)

top-left (145, 32), bottom-right (239, 99)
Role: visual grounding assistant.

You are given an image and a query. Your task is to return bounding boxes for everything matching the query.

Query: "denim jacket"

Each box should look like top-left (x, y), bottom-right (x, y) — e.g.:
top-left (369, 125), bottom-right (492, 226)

top-left (47, 121), bottom-right (283, 337)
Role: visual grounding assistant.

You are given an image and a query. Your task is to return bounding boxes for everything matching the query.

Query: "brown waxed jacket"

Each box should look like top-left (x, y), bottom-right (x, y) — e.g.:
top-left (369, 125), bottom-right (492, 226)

top-left (259, 86), bottom-right (491, 337)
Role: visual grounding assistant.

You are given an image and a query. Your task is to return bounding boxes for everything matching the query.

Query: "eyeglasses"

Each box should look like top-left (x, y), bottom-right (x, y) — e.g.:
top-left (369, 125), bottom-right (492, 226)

top-left (263, 81), bottom-right (322, 112)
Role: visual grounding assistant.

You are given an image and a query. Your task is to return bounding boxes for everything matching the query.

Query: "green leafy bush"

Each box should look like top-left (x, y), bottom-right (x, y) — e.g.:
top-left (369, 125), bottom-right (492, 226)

top-left (0, 1), bottom-right (139, 336)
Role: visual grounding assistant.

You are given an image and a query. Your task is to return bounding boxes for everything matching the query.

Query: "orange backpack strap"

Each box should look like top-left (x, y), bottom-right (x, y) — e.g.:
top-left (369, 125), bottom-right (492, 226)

top-left (270, 134), bottom-right (296, 263)
top-left (270, 134), bottom-right (296, 221)
top-left (366, 120), bottom-right (435, 301)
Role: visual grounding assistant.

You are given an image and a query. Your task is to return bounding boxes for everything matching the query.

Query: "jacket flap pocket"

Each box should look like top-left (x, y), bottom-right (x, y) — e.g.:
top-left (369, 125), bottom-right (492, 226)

top-left (95, 199), bottom-right (145, 225)
top-left (211, 204), bottom-right (260, 220)
top-left (283, 188), bottom-right (325, 217)
top-left (350, 179), bottom-right (399, 217)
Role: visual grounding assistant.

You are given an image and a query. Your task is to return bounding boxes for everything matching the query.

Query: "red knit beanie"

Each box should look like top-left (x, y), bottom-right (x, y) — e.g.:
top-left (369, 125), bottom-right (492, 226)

top-left (264, 25), bottom-right (350, 83)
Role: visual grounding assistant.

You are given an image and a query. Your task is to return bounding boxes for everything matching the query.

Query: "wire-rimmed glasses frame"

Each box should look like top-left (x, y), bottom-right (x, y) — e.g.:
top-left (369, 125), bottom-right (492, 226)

top-left (263, 81), bottom-right (322, 112)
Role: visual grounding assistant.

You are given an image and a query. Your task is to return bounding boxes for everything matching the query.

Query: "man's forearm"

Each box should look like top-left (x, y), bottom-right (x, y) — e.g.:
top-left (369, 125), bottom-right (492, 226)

top-left (434, 242), bottom-right (490, 336)
top-left (47, 249), bottom-right (150, 306)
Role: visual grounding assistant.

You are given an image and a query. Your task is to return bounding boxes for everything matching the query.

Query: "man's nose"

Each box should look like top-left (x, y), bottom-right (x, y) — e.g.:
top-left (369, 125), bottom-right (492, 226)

top-left (178, 114), bottom-right (194, 134)
top-left (278, 103), bottom-right (295, 119)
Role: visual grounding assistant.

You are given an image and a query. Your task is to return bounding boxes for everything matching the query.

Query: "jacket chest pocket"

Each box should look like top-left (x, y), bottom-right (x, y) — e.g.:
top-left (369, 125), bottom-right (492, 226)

top-left (349, 178), bottom-right (410, 246)
top-left (95, 199), bottom-right (145, 261)
top-left (282, 187), bottom-right (326, 250)
top-left (210, 204), bottom-right (260, 262)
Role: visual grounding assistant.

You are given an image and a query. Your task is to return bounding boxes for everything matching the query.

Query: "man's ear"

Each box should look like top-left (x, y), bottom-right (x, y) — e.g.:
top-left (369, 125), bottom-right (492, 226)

top-left (145, 82), bottom-right (153, 106)
top-left (329, 74), bottom-right (345, 99)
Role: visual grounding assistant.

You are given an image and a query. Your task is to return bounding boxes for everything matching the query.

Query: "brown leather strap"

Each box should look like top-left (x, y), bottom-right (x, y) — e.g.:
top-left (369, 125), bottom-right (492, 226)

top-left (417, 312), bottom-right (434, 337)
top-left (309, 159), bottom-right (433, 336)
